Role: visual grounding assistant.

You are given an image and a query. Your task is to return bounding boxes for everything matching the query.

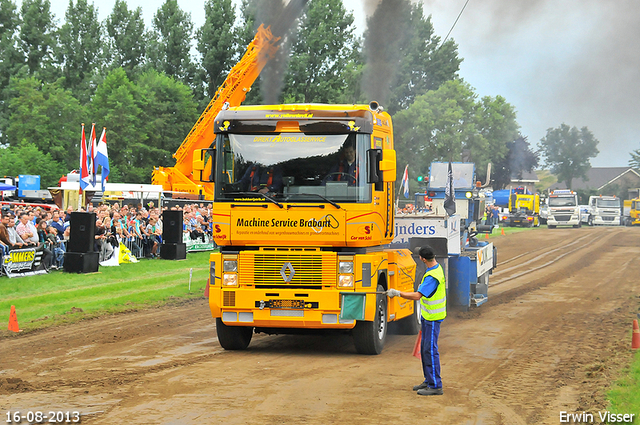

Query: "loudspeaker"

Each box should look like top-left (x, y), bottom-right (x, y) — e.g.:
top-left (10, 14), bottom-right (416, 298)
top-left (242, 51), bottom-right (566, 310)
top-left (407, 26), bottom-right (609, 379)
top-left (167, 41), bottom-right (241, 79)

top-left (64, 252), bottom-right (99, 273)
top-left (162, 210), bottom-right (183, 244)
top-left (68, 212), bottom-right (96, 253)
top-left (160, 243), bottom-right (186, 260)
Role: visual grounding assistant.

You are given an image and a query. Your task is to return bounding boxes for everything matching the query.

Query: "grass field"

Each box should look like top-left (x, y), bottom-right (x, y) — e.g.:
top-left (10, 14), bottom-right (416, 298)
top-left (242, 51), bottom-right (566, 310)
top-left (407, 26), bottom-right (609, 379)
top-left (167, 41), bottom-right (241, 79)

top-left (1, 251), bottom-right (212, 332)
top-left (608, 345), bottom-right (640, 414)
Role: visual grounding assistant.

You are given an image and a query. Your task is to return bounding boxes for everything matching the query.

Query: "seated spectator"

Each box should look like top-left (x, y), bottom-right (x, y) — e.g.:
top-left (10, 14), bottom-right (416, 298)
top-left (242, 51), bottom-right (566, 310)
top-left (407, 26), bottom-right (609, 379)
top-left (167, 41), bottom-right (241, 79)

top-left (145, 217), bottom-right (162, 258)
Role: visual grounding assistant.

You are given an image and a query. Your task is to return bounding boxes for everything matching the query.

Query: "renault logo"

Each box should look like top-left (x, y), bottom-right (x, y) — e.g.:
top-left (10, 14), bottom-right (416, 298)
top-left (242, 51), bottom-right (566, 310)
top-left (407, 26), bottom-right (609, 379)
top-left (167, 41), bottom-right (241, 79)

top-left (280, 262), bottom-right (295, 283)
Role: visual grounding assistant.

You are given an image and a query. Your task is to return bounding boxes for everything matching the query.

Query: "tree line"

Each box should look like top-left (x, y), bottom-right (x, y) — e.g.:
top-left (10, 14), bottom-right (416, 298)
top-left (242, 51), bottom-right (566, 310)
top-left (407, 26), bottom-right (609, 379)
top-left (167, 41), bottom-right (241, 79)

top-left (0, 0), bottom-right (609, 191)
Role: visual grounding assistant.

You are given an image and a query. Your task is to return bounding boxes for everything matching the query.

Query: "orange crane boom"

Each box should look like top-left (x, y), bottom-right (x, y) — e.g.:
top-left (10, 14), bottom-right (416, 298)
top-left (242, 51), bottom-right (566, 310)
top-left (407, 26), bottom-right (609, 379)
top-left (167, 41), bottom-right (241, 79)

top-left (152, 24), bottom-right (281, 200)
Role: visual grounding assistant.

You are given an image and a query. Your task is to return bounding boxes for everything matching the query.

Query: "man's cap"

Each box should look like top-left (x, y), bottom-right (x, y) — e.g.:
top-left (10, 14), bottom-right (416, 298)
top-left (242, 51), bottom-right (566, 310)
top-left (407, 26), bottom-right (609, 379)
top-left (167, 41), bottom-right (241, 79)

top-left (418, 245), bottom-right (436, 261)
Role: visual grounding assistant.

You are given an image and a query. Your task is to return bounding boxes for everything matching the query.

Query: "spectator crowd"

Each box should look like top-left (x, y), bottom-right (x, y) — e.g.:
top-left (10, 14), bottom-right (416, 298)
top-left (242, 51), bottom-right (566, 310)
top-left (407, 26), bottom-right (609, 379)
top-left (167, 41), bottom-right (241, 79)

top-left (0, 202), bottom-right (215, 275)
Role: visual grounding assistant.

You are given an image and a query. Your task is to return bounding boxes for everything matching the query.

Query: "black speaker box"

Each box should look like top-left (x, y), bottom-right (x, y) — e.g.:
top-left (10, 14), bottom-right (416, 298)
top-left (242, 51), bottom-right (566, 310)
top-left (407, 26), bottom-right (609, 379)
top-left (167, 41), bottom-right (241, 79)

top-left (162, 210), bottom-right (183, 244)
top-left (68, 212), bottom-right (96, 253)
top-left (160, 243), bottom-right (186, 260)
top-left (64, 252), bottom-right (99, 273)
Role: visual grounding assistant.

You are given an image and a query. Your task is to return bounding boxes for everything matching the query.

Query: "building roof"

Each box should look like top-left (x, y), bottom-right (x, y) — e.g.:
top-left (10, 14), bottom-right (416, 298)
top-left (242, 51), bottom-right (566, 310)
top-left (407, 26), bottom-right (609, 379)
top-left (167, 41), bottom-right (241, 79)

top-left (549, 167), bottom-right (640, 191)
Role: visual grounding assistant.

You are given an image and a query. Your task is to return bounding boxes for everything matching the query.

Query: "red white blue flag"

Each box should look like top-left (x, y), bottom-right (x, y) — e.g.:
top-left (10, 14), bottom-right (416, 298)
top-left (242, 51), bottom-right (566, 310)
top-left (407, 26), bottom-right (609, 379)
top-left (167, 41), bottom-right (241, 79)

top-left (95, 128), bottom-right (110, 190)
top-left (89, 123), bottom-right (97, 186)
top-left (79, 124), bottom-right (90, 194)
top-left (401, 164), bottom-right (409, 198)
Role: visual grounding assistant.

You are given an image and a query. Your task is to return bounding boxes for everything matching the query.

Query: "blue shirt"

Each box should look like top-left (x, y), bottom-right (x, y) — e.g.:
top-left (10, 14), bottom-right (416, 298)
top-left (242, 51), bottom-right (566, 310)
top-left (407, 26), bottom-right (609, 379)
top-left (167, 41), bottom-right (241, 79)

top-left (417, 263), bottom-right (440, 298)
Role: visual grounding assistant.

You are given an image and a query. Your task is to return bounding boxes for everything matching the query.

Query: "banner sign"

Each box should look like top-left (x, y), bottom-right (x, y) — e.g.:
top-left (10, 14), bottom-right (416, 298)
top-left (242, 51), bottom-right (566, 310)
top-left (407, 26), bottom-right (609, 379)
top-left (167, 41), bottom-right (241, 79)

top-left (2, 248), bottom-right (47, 278)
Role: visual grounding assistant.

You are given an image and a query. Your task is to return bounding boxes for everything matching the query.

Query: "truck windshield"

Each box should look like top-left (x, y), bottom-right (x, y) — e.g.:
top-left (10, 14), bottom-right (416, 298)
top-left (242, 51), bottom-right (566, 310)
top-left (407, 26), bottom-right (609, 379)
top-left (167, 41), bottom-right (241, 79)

top-left (214, 132), bottom-right (371, 203)
top-left (596, 199), bottom-right (620, 208)
top-left (549, 197), bottom-right (577, 207)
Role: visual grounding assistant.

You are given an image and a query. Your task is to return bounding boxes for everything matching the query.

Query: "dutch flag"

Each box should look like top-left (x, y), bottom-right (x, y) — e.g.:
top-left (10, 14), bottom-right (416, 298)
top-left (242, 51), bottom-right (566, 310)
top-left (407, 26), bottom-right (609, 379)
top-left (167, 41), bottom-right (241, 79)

top-left (88, 123), bottom-right (98, 186)
top-left (95, 128), bottom-right (110, 190)
top-left (401, 164), bottom-right (409, 198)
top-left (79, 124), bottom-right (91, 193)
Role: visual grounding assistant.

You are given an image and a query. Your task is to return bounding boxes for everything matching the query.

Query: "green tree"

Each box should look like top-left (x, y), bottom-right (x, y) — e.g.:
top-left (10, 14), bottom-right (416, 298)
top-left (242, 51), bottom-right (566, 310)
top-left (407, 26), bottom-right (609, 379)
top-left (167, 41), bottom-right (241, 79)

top-left (6, 76), bottom-right (85, 170)
top-left (196, 0), bottom-right (236, 101)
top-left (19, 0), bottom-right (57, 79)
top-left (105, 0), bottom-right (147, 77)
top-left (0, 0), bottom-right (25, 145)
top-left (137, 70), bottom-right (198, 168)
top-left (282, 0), bottom-right (358, 103)
top-left (91, 68), bottom-right (145, 183)
top-left (471, 95), bottom-right (520, 183)
top-left (629, 148), bottom-right (640, 171)
top-left (56, 0), bottom-right (104, 102)
top-left (393, 79), bottom-right (477, 183)
top-left (147, 0), bottom-right (196, 86)
top-left (0, 141), bottom-right (66, 187)
top-left (539, 124), bottom-right (599, 189)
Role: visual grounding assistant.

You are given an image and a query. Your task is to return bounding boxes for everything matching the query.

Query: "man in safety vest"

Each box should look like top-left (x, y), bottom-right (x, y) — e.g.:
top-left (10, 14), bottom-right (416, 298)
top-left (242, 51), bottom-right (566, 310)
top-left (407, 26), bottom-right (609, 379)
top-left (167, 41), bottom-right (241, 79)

top-left (386, 245), bottom-right (446, 396)
top-left (240, 163), bottom-right (283, 194)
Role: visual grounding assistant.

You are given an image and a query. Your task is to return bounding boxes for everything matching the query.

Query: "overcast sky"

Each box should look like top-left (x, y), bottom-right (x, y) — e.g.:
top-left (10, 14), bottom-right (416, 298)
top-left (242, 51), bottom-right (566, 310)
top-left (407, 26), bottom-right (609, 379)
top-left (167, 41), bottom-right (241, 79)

top-left (38, 0), bottom-right (640, 167)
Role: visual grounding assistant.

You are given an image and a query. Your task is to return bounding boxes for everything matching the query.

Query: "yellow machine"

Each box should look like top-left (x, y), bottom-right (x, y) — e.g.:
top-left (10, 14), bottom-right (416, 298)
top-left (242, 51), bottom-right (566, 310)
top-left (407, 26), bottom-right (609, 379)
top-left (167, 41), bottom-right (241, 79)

top-left (507, 189), bottom-right (540, 227)
top-left (200, 102), bottom-right (419, 354)
top-left (629, 198), bottom-right (640, 225)
top-left (152, 25), bottom-right (281, 200)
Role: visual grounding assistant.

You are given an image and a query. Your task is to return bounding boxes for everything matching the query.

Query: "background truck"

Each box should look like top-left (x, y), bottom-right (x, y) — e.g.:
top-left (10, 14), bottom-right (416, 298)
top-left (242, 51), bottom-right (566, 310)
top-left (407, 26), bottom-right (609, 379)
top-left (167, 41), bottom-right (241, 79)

top-left (587, 195), bottom-right (621, 226)
top-left (547, 189), bottom-right (581, 228)
top-left (393, 162), bottom-right (498, 310)
top-left (507, 187), bottom-right (540, 227)
top-left (1, 175), bottom-right (54, 205)
top-left (203, 102), bottom-right (419, 355)
top-left (626, 198), bottom-right (640, 226)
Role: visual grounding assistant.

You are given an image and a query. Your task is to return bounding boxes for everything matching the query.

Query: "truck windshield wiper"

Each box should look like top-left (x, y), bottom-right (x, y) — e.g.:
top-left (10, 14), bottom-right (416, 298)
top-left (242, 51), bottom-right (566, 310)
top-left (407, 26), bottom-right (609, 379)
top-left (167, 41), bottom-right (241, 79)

top-left (234, 191), bottom-right (284, 208)
top-left (286, 193), bottom-right (341, 209)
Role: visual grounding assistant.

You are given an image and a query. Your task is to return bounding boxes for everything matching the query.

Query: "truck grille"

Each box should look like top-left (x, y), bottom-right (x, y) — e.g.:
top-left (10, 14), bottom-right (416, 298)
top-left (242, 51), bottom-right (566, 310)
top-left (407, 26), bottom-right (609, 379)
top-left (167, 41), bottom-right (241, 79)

top-left (238, 249), bottom-right (337, 288)
top-left (602, 216), bottom-right (614, 221)
top-left (555, 215), bottom-right (571, 222)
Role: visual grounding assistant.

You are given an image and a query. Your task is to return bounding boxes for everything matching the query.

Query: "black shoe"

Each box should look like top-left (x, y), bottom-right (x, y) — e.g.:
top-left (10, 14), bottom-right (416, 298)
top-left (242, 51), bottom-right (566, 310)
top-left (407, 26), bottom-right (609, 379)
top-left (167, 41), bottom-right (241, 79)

top-left (417, 387), bottom-right (443, 396)
top-left (413, 382), bottom-right (430, 391)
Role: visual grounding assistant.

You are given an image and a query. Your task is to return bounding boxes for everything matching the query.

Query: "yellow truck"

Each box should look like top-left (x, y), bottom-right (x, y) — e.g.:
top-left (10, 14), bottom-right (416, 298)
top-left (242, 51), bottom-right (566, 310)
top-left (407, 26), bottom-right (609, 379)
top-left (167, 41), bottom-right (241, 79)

top-left (200, 102), bottom-right (419, 354)
top-left (507, 188), bottom-right (540, 227)
top-left (628, 198), bottom-right (640, 225)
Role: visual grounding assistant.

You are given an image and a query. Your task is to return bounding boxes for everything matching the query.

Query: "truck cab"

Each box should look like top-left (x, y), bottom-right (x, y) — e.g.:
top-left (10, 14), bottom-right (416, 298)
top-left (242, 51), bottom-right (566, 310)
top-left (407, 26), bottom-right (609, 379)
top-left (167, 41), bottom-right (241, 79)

top-left (547, 190), bottom-right (581, 228)
top-left (587, 195), bottom-right (621, 226)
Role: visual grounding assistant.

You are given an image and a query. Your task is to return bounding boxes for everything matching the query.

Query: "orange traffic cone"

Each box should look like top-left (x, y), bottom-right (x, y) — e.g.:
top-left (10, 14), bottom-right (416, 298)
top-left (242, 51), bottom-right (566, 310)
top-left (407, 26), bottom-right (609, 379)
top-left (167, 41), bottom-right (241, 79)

top-left (501, 228), bottom-right (505, 236)
top-left (8, 305), bottom-right (21, 333)
top-left (413, 330), bottom-right (422, 359)
top-left (485, 233), bottom-right (489, 240)
top-left (632, 319), bottom-right (640, 349)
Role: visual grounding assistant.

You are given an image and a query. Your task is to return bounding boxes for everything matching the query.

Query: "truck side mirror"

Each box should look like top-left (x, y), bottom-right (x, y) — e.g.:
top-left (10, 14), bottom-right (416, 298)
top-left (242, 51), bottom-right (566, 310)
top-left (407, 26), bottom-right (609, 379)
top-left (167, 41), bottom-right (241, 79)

top-left (380, 149), bottom-right (396, 182)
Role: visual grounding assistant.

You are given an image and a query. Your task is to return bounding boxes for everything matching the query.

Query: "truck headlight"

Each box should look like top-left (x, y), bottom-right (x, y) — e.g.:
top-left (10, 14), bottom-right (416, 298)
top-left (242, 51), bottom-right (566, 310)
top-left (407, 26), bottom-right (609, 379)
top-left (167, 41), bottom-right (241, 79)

top-left (338, 275), bottom-right (354, 287)
top-left (339, 261), bottom-right (353, 273)
top-left (223, 273), bottom-right (238, 286)
top-left (223, 260), bottom-right (238, 272)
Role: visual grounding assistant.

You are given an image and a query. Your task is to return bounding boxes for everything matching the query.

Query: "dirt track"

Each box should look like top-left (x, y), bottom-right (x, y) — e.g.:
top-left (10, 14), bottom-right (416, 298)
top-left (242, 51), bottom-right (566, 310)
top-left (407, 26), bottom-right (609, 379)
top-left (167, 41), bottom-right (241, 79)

top-left (1, 226), bottom-right (639, 424)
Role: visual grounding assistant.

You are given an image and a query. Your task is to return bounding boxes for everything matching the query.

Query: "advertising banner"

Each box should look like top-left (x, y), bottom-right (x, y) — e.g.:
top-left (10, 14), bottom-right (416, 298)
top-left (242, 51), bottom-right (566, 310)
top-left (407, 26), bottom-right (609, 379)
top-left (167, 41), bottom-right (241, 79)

top-left (2, 248), bottom-right (47, 278)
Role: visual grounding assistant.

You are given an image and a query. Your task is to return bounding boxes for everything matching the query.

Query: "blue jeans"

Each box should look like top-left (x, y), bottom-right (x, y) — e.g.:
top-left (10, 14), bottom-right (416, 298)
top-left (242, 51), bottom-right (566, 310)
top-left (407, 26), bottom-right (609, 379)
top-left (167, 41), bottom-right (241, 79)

top-left (421, 318), bottom-right (443, 389)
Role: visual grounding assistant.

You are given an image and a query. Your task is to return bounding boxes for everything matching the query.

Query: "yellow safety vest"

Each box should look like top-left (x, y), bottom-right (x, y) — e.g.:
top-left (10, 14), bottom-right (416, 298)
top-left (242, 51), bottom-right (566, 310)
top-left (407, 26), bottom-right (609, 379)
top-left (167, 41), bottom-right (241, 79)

top-left (420, 263), bottom-right (447, 321)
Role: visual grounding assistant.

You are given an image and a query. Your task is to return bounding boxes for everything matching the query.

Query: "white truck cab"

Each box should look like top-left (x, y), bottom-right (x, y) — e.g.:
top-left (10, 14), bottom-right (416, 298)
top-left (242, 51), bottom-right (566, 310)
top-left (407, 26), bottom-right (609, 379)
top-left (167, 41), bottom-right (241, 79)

top-left (547, 190), bottom-right (581, 228)
top-left (588, 195), bottom-right (621, 226)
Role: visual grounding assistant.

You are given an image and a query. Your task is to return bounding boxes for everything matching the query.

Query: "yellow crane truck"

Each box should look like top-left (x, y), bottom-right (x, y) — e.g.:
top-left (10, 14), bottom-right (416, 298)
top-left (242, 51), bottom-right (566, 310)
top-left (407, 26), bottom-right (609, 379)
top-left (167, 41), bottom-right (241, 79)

top-left (197, 102), bottom-right (419, 354)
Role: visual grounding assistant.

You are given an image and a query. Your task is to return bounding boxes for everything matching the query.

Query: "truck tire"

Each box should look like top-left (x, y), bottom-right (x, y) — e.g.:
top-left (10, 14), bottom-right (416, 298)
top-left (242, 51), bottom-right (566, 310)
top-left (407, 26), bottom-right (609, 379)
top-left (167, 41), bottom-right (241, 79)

top-left (353, 285), bottom-right (388, 354)
top-left (548, 224), bottom-right (556, 229)
top-left (216, 318), bottom-right (253, 350)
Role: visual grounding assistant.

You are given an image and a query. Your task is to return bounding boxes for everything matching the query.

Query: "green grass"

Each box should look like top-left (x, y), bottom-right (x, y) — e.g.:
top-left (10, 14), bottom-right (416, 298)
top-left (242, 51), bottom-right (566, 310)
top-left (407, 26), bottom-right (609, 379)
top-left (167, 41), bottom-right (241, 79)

top-left (0, 251), bottom-right (213, 332)
top-left (608, 348), bottom-right (640, 414)
top-left (485, 224), bottom-right (539, 239)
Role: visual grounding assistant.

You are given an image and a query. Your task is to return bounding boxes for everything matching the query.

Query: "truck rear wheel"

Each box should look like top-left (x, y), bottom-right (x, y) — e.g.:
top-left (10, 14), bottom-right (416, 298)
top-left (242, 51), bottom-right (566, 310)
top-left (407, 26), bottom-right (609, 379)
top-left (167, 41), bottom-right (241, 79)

top-left (216, 318), bottom-right (253, 350)
top-left (353, 285), bottom-right (388, 354)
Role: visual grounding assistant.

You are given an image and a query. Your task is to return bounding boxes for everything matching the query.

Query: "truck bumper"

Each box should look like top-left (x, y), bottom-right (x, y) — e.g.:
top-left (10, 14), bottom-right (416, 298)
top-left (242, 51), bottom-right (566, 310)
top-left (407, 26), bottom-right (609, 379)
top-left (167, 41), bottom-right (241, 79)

top-left (593, 216), bottom-right (620, 225)
top-left (209, 287), bottom-right (366, 329)
top-left (547, 217), bottom-right (580, 226)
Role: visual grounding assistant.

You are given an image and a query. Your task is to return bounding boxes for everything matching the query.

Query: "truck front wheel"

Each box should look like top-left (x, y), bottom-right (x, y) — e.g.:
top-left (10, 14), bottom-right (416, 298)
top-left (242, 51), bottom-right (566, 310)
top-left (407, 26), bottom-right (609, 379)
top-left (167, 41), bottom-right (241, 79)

top-left (216, 318), bottom-right (253, 350)
top-left (353, 285), bottom-right (388, 354)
